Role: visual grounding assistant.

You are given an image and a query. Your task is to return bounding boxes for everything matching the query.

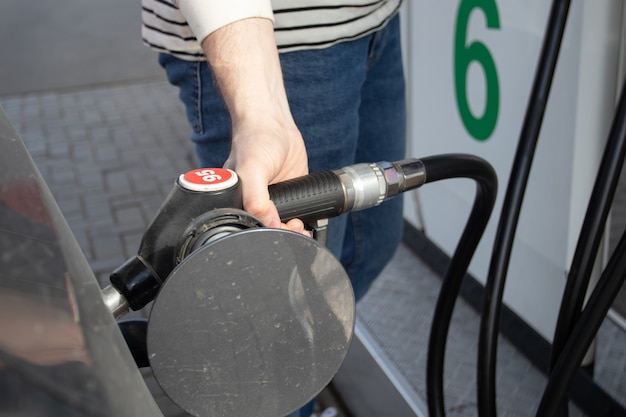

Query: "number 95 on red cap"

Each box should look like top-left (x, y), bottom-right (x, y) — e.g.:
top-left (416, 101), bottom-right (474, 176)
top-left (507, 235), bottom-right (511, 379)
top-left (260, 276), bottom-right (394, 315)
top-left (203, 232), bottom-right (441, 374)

top-left (178, 168), bottom-right (238, 192)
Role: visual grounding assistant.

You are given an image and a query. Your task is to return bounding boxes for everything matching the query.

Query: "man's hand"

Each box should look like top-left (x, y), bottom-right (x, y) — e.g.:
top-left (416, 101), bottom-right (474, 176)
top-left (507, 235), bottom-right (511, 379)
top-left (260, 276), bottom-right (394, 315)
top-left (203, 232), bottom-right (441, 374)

top-left (202, 18), bottom-right (308, 232)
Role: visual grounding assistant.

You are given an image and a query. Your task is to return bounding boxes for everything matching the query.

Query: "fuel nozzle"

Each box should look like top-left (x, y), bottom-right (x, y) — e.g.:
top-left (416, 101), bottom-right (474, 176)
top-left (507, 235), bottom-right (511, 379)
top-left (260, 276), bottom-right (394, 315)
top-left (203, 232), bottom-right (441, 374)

top-left (103, 159), bottom-right (426, 317)
top-left (105, 168), bottom-right (248, 316)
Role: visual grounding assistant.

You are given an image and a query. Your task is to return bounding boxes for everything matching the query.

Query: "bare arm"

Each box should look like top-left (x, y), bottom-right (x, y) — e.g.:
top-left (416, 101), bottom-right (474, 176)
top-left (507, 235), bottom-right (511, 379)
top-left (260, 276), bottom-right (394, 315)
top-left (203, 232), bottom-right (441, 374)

top-left (201, 18), bottom-right (308, 230)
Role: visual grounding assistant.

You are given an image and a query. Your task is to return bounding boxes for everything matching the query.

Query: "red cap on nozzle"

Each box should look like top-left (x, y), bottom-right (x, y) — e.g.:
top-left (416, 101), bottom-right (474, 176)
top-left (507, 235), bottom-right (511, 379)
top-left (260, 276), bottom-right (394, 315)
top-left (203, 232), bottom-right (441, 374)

top-left (178, 168), bottom-right (238, 192)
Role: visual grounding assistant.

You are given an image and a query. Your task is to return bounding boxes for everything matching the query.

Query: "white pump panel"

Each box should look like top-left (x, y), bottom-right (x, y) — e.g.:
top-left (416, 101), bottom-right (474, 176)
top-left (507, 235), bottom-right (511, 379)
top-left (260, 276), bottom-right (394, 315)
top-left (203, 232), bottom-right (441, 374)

top-left (401, 1), bottom-right (623, 341)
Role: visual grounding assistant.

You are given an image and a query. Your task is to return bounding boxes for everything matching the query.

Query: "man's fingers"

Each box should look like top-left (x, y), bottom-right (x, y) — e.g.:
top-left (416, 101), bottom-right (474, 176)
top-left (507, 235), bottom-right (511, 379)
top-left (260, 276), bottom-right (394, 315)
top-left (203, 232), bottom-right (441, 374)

top-left (282, 218), bottom-right (310, 237)
top-left (240, 183), bottom-right (282, 228)
top-left (236, 168), bottom-right (310, 236)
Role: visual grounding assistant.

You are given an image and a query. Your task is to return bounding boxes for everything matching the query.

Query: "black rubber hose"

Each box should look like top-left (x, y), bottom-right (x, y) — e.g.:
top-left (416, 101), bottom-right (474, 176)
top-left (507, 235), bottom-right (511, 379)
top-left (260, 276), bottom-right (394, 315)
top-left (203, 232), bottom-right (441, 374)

top-left (550, 77), bottom-right (626, 383)
top-left (424, 154), bottom-right (498, 417)
top-left (477, 1), bottom-right (571, 416)
top-left (535, 229), bottom-right (626, 417)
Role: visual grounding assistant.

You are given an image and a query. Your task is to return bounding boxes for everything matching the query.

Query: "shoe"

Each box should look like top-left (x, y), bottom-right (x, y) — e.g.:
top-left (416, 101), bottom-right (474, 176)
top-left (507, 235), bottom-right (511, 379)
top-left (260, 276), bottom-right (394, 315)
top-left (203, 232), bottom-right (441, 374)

top-left (319, 407), bottom-right (338, 417)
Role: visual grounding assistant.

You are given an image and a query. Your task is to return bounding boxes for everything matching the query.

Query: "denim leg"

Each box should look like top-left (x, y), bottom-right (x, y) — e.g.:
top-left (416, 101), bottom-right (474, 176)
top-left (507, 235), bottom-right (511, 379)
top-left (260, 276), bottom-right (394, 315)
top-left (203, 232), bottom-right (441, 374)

top-left (284, 400), bottom-right (315, 417)
top-left (158, 53), bottom-right (232, 168)
top-left (280, 15), bottom-right (406, 301)
top-left (278, 35), bottom-right (369, 267)
top-left (343, 14), bottom-right (407, 300)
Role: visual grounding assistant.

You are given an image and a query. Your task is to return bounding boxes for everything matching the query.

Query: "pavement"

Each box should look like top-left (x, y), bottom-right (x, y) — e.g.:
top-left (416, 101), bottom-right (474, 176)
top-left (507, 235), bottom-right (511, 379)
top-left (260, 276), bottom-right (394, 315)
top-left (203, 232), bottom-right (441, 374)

top-left (0, 1), bottom-right (190, 287)
top-left (2, 2), bottom-right (625, 416)
top-left (0, 0), bottom-right (164, 96)
top-left (1, 81), bottom-right (194, 287)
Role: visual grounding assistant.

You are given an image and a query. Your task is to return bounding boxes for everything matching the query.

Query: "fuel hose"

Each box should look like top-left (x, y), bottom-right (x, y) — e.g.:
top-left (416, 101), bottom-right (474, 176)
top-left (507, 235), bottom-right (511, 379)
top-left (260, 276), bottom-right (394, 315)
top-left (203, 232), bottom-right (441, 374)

top-left (418, 154), bottom-right (498, 417)
top-left (477, 1), bottom-right (571, 416)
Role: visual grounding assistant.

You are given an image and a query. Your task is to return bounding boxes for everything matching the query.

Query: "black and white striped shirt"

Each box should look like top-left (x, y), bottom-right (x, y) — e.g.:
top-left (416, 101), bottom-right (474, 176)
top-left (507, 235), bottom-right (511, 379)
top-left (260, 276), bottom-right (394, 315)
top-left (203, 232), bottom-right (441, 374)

top-left (142, 0), bottom-right (403, 60)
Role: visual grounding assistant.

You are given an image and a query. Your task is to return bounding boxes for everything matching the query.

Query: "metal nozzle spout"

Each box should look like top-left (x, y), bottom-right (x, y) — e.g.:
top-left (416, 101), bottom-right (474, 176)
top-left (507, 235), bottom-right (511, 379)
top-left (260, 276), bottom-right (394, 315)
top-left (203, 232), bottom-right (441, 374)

top-left (101, 285), bottom-right (129, 318)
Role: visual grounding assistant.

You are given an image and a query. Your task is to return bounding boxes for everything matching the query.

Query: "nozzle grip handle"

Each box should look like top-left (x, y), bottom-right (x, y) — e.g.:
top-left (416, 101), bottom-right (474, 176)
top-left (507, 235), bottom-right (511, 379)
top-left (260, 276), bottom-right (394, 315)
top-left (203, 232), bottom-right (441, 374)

top-left (269, 170), bottom-right (345, 223)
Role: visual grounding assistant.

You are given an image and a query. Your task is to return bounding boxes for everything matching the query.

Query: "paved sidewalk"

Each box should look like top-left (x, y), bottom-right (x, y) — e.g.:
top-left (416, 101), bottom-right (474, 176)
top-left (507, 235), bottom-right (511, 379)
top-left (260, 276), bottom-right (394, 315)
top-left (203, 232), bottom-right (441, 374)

top-left (1, 80), bottom-right (194, 296)
top-left (0, 0), bottom-right (162, 96)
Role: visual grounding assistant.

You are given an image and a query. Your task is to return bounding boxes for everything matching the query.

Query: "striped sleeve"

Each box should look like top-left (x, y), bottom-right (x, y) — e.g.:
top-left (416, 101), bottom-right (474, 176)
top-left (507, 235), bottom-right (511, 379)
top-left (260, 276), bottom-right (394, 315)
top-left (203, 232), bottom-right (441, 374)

top-left (141, 0), bottom-right (403, 60)
top-left (272, 0), bottom-right (402, 52)
top-left (175, 0), bottom-right (274, 44)
top-left (142, 0), bottom-right (204, 59)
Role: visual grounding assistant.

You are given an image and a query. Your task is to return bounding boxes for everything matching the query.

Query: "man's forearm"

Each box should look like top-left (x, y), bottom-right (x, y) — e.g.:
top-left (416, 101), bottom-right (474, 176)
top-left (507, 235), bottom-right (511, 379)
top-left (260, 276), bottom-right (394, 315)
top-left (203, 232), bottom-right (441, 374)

top-left (201, 17), bottom-right (293, 129)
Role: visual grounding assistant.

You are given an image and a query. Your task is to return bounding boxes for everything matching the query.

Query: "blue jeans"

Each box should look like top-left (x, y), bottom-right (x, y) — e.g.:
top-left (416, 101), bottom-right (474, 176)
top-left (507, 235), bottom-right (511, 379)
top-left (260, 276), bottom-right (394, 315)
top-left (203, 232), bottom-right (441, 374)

top-left (159, 13), bottom-right (406, 417)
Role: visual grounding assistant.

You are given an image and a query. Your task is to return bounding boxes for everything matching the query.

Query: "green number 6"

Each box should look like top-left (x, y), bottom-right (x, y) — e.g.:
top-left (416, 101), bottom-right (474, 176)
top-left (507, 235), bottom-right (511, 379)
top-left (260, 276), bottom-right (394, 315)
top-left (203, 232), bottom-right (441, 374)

top-left (454, 0), bottom-right (501, 141)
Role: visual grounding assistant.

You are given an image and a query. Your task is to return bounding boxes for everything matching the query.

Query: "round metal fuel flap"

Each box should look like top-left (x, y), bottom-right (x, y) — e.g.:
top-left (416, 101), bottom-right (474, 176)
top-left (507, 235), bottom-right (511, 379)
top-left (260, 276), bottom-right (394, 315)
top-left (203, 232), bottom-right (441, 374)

top-left (147, 228), bottom-right (355, 417)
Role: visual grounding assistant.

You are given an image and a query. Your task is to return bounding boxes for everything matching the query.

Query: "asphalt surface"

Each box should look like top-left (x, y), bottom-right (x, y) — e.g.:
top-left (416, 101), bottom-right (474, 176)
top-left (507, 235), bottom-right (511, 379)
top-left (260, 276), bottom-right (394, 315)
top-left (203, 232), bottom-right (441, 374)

top-left (1, 0), bottom-right (163, 96)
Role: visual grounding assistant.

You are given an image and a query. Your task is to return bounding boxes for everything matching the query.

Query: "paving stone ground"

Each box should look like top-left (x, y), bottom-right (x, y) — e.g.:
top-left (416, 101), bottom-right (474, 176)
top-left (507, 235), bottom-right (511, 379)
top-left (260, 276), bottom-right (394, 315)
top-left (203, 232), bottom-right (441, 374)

top-left (1, 80), bottom-right (194, 292)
